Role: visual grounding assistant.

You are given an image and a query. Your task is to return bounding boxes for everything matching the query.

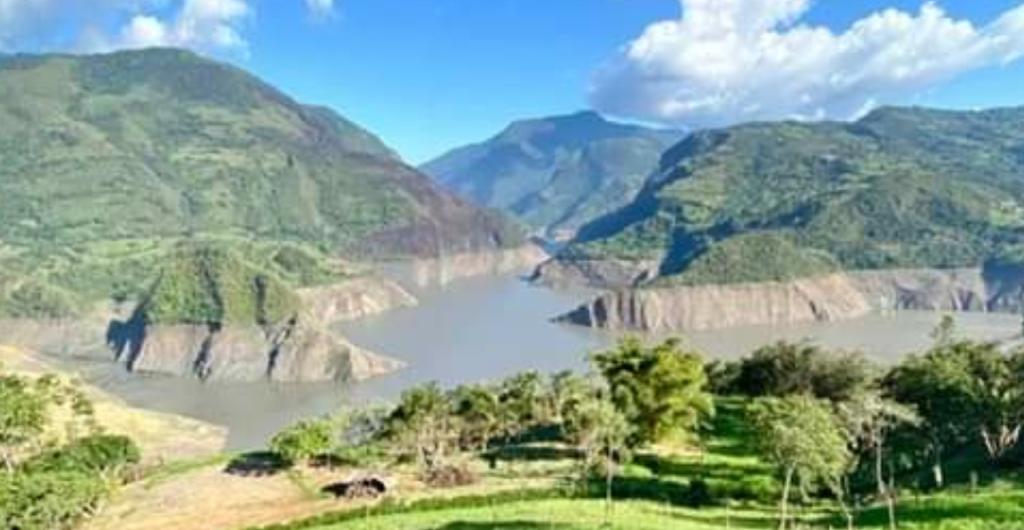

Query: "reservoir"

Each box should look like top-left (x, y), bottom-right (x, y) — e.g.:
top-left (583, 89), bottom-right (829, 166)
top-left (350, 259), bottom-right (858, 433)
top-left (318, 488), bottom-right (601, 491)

top-left (77, 273), bottom-right (1022, 450)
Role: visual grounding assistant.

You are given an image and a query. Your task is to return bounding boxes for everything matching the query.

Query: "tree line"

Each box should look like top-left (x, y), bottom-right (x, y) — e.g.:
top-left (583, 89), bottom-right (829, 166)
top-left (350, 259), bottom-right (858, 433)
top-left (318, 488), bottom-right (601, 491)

top-left (267, 316), bottom-right (1024, 529)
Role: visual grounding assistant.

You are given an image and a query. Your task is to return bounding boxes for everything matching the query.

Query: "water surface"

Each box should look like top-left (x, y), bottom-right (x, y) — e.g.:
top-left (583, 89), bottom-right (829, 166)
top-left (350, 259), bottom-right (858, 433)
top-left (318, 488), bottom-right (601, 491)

top-left (76, 274), bottom-right (1021, 450)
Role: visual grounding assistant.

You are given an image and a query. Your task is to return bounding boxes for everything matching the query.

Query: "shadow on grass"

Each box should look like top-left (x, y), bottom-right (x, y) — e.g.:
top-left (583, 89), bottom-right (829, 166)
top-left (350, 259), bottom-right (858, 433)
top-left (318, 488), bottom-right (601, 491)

top-left (223, 451), bottom-right (289, 477)
top-left (852, 494), bottom-right (1024, 527)
top-left (487, 445), bottom-right (581, 464)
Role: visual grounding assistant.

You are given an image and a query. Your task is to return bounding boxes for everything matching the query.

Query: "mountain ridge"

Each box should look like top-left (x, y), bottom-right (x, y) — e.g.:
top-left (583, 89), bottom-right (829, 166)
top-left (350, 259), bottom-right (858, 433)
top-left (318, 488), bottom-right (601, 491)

top-left (547, 104), bottom-right (1024, 288)
top-left (422, 111), bottom-right (682, 237)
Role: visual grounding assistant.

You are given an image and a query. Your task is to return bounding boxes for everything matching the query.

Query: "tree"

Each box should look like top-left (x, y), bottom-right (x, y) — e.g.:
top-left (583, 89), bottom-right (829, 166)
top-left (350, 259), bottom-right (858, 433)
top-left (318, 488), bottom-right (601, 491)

top-left (384, 383), bottom-right (455, 472)
top-left (884, 340), bottom-right (1024, 485)
top-left (269, 418), bottom-right (334, 466)
top-left (730, 342), bottom-right (874, 402)
top-left (498, 371), bottom-right (546, 429)
top-left (592, 337), bottom-right (713, 446)
top-left (837, 391), bottom-right (919, 496)
top-left (547, 370), bottom-right (591, 423)
top-left (562, 392), bottom-right (632, 526)
top-left (749, 395), bottom-right (851, 530)
top-left (838, 391), bottom-right (919, 530)
top-left (449, 384), bottom-right (499, 451)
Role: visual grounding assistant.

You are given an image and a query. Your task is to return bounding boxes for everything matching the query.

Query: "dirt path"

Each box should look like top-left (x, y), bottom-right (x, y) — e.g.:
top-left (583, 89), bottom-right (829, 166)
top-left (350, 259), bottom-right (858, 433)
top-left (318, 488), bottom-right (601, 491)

top-left (84, 466), bottom-right (344, 530)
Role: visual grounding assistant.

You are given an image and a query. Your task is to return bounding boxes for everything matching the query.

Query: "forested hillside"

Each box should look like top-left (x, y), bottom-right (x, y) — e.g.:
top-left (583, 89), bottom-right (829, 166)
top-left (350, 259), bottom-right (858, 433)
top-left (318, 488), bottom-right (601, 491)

top-left (560, 107), bottom-right (1024, 285)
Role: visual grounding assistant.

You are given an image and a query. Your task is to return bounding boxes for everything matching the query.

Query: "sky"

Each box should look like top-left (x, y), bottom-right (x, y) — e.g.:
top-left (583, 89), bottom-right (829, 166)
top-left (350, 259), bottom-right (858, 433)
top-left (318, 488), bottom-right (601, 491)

top-left (2, 0), bottom-right (1024, 163)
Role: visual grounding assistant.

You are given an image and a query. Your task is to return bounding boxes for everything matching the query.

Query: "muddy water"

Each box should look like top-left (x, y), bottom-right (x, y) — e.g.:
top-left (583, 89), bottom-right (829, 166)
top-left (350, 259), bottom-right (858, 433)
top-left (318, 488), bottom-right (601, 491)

top-left (77, 274), bottom-right (1020, 450)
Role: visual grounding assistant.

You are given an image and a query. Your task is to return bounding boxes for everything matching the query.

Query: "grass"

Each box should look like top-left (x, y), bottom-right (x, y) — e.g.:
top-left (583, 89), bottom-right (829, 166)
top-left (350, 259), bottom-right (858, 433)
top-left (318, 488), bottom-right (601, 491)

top-left (310, 498), bottom-right (780, 530)
top-left (141, 453), bottom-right (233, 490)
top-left (253, 397), bottom-right (1024, 530)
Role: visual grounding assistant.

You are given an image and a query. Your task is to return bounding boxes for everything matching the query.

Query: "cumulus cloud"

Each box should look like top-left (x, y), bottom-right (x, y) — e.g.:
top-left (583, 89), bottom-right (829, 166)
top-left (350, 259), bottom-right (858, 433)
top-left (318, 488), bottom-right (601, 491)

top-left (110, 0), bottom-right (251, 52)
top-left (305, 0), bottom-right (334, 20)
top-left (590, 0), bottom-right (1024, 127)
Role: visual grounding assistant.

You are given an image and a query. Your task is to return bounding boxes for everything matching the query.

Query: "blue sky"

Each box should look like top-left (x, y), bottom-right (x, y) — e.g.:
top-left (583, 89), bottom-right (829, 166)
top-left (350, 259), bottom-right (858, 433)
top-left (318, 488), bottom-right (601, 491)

top-left (3, 0), bottom-right (1024, 163)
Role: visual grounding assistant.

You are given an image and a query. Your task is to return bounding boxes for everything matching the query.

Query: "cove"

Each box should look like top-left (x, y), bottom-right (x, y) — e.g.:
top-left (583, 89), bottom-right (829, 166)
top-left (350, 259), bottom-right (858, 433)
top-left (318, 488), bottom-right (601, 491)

top-left (77, 273), bottom-right (1021, 450)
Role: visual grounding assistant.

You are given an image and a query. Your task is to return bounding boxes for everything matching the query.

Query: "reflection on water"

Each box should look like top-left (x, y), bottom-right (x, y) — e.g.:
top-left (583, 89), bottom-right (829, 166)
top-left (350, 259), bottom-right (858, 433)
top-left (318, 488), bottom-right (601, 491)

top-left (73, 274), bottom-right (1021, 450)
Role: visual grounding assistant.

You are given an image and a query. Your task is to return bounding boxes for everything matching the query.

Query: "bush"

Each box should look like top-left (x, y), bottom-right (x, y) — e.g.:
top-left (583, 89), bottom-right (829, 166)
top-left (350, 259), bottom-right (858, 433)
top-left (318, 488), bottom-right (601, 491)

top-left (0, 471), bottom-right (108, 530)
top-left (22, 435), bottom-right (140, 477)
top-left (269, 418), bottom-right (334, 466)
top-left (684, 478), bottom-right (715, 507)
top-left (726, 342), bottom-right (874, 401)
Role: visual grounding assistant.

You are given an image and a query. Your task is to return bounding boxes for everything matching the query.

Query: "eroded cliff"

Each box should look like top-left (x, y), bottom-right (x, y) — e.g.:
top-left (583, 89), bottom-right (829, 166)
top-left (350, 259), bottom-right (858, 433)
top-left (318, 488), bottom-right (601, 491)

top-left (557, 268), bottom-right (1024, 332)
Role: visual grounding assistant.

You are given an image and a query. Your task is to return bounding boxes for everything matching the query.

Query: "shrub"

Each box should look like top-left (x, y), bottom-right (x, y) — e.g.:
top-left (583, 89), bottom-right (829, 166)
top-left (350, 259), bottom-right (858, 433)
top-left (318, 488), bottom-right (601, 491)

top-left (22, 435), bottom-right (140, 477)
top-left (269, 419), bottom-right (334, 466)
top-left (0, 471), bottom-right (108, 530)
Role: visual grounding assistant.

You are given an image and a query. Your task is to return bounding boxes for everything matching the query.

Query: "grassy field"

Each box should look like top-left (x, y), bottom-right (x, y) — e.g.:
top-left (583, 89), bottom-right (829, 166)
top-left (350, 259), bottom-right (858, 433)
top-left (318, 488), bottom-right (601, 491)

top-left (243, 399), bottom-right (1024, 530)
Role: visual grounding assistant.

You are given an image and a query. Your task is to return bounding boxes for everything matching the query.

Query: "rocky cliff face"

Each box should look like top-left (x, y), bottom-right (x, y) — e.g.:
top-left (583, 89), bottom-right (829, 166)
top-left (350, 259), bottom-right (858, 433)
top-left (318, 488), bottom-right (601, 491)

top-left (0, 275), bottom-right (412, 383)
top-left (386, 244), bottom-right (550, 288)
top-left (297, 276), bottom-right (418, 322)
top-left (122, 318), bottom-right (403, 382)
top-left (531, 257), bottom-right (660, 289)
top-left (558, 268), bottom-right (1024, 332)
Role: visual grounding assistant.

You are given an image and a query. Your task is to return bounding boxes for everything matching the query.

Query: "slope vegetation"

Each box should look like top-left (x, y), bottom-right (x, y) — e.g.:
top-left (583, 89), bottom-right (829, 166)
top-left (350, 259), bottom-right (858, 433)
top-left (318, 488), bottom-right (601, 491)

top-left (558, 106), bottom-right (1024, 286)
top-left (423, 111), bottom-right (680, 237)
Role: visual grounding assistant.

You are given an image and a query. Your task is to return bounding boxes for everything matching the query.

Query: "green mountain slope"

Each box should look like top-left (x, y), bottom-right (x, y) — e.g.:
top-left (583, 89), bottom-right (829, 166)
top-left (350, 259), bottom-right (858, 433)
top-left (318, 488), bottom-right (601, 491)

top-left (0, 48), bottom-right (521, 319)
top-left (421, 111), bottom-right (681, 237)
top-left (560, 106), bottom-right (1024, 285)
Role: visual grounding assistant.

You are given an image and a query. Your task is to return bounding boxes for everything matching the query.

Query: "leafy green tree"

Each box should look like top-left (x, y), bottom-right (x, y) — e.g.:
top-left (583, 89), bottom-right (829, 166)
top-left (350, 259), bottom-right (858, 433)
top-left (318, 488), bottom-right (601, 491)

top-left (384, 383), bottom-right (455, 472)
top-left (884, 340), bottom-right (1024, 486)
top-left (497, 371), bottom-right (546, 430)
top-left (546, 370), bottom-right (591, 423)
top-left (449, 384), bottom-right (499, 451)
top-left (749, 395), bottom-right (851, 530)
top-left (837, 391), bottom-right (919, 496)
top-left (269, 418), bottom-right (334, 466)
top-left (730, 342), bottom-right (874, 402)
top-left (562, 393), bottom-right (633, 526)
top-left (592, 337), bottom-right (713, 446)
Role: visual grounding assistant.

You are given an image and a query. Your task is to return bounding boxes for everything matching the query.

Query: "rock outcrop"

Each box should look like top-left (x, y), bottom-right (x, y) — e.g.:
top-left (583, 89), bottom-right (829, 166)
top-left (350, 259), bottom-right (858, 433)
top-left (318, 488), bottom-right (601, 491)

top-left (297, 276), bottom-right (418, 323)
top-left (388, 244), bottom-right (549, 287)
top-left (109, 315), bottom-right (404, 383)
top-left (0, 275), bottom-right (415, 383)
top-left (557, 268), bottom-right (1024, 332)
top-left (531, 257), bottom-right (661, 289)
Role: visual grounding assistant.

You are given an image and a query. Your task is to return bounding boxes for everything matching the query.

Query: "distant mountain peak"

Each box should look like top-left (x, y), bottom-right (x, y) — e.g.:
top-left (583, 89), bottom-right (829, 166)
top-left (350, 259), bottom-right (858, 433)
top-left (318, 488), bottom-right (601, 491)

top-left (422, 112), bottom-right (684, 237)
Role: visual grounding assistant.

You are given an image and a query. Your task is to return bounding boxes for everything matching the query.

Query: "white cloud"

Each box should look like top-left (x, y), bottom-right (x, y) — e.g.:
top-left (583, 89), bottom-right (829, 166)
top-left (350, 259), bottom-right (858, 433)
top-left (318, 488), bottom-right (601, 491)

top-left (305, 0), bottom-right (334, 20)
top-left (590, 0), bottom-right (1024, 128)
top-left (111, 0), bottom-right (251, 52)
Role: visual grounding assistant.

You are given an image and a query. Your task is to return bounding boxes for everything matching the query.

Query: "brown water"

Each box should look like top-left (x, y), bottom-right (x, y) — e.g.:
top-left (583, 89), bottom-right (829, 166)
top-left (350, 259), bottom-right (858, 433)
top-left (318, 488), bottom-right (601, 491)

top-left (76, 274), bottom-right (1021, 450)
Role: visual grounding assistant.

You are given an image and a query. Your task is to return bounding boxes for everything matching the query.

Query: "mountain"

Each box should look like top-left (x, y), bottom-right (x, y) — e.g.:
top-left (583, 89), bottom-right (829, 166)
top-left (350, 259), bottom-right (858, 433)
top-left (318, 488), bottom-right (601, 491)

top-left (421, 111), bottom-right (682, 238)
top-left (0, 48), bottom-right (523, 319)
top-left (546, 106), bottom-right (1024, 288)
